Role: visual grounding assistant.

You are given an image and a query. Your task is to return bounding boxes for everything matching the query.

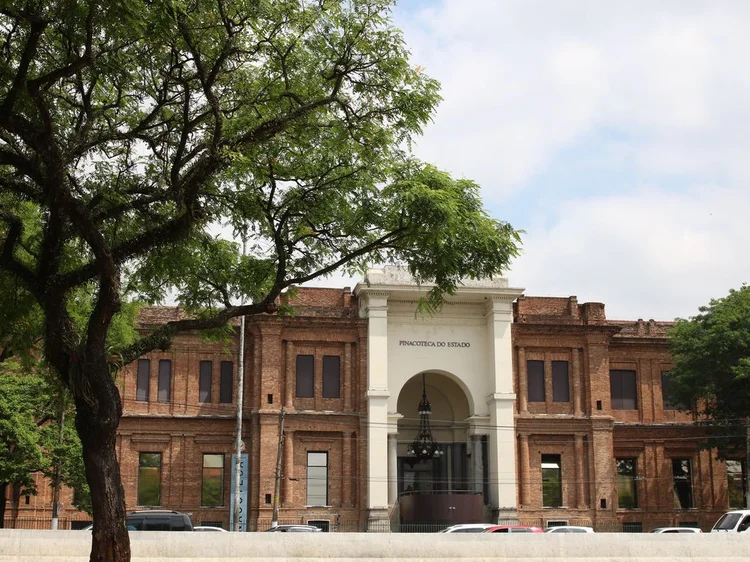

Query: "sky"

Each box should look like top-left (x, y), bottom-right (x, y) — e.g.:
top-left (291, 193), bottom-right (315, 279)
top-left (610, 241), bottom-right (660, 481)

top-left (380, 0), bottom-right (750, 321)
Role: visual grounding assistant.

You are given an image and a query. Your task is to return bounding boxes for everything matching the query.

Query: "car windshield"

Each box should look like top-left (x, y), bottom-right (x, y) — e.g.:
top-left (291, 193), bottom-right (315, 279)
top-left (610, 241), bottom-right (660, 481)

top-left (714, 513), bottom-right (742, 530)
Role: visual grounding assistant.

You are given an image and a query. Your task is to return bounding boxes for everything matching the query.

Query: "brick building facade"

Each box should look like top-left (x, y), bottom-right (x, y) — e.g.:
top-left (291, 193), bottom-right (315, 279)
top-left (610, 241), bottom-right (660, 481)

top-left (8, 272), bottom-right (745, 532)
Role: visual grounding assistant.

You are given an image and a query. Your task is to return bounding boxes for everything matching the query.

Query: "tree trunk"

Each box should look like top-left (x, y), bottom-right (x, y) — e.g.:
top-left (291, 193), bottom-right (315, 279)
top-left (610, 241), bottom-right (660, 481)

top-left (75, 367), bottom-right (130, 562)
top-left (10, 485), bottom-right (20, 528)
top-left (0, 482), bottom-right (7, 528)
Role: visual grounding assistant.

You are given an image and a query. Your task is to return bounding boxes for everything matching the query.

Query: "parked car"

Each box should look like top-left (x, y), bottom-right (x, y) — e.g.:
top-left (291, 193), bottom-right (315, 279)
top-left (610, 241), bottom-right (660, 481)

top-left (265, 524), bottom-right (322, 532)
top-left (712, 509), bottom-right (750, 533)
top-left (650, 527), bottom-right (702, 533)
top-left (545, 526), bottom-right (595, 533)
top-left (440, 523), bottom-right (496, 533)
top-left (125, 510), bottom-right (194, 531)
top-left (483, 525), bottom-right (544, 533)
top-left (194, 526), bottom-right (228, 532)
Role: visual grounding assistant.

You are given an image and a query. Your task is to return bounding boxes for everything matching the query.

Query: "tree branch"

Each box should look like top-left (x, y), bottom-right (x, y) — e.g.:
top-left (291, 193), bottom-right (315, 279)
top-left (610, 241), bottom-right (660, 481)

top-left (0, 12), bottom-right (46, 121)
top-left (116, 300), bottom-right (279, 367)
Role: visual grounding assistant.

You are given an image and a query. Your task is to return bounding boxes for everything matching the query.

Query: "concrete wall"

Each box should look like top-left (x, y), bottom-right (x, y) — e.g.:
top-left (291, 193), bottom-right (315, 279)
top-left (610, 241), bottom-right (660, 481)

top-left (2, 530), bottom-right (750, 562)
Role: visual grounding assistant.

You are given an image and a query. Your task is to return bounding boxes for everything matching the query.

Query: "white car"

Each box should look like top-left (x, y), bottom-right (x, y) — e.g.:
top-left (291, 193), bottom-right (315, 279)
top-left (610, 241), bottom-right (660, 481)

top-left (440, 523), bottom-right (496, 533)
top-left (650, 527), bottom-right (702, 533)
top-left (545, 526), bottom-right (595, 533)
top-left (712, 510), bottom-right (750, 533)
top-left (194, 526), bottom-right (228, 532)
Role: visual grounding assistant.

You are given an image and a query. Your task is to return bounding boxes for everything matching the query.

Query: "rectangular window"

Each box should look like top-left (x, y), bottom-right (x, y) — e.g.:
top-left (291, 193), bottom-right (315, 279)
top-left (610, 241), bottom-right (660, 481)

top-left (201, 454), bottom-right (224, 507)
top-left (322, 356), bottom-right (341, 399)
top-left (219, 361), bottom-right (233, 404)
top-left (527, 360), bottom-right (545, 403)
top-left (610, 370), bottom-right (638, 410)
top-left (727, 460), bottom-right (746, 509)
top-left (552, 361), bottom-right (570, 402)
top-left (296, 355), bottom-right (314, 398)
top-left (622, 522), bottom-right (642, 533)
top-left (136, 359), bottom-right (150, 402)
top-left (541, 454), bottom-right (562, 507)
top-left (661, 372), bottom-right (681, 410)
top-left (672, 458), bottom-right (694, 509)
top-left (138, 453), bottom-right (161, 506)
top-left (307, 452), bottom-right (328, 506)
top-left (157, 360), bottom-right (171, 403)
top-left (617, 458), bottom-right (638, 509)
top-left (199, 360), bottom-right (212, 403)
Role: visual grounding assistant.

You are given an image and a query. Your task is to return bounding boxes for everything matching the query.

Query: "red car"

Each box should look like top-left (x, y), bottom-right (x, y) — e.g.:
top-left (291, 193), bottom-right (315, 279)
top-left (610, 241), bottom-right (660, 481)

top-left (483, 525), bottom-right (544, 533)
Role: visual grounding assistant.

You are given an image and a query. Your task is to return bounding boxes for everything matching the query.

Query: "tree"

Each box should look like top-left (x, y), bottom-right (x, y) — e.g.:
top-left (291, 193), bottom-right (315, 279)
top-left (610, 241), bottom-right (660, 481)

top-left (0, 360), bottom-right (48, 527)
top-left (0, 359), bottom-right (92, 527)
top-left (0, 2), bottom-right (521, 561)
top-left (668, 285), bottom-right (750, 506)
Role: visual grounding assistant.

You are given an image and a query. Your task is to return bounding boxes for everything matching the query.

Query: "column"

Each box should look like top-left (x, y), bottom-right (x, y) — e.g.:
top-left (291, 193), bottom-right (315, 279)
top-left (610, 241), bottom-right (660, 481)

top-left (285, 340), bottom-right (295, 408)
top-left (591, 419), bottom-right (617, 526)
top-left (518, 347), bottom-right (528, 414)
top-left (343, 343), bottom-right (352, 412)
top-left (486, 296), bottom-right (519, 519)
top-left (342, 431), bottom-right (353, 507)
top-left (283, 430), bottom-right (294, 505)
top-left (519, 434), bottom-right (530, 506)
top-left (363, 292), bottom-right (391, 525)
top-left (575, 434), bottom-right (585, 508)
top-left (388, 434), bottom-right (398, 504)
top-left (472, 436), bottom-right (484, 494)
top-left (572, 348), bottom-right (583, 417)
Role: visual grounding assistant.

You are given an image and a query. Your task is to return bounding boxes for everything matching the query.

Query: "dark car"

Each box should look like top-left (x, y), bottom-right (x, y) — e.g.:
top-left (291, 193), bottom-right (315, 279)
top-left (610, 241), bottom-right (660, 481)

top-left (265, 524), bottom-right (322, 532)
top-left (125, 510), bottom-right (194, 531)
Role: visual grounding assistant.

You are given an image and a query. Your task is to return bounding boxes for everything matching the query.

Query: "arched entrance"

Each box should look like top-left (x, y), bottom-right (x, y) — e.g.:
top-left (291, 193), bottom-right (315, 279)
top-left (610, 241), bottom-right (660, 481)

top-left (395, 372), bottom-right (486, 527)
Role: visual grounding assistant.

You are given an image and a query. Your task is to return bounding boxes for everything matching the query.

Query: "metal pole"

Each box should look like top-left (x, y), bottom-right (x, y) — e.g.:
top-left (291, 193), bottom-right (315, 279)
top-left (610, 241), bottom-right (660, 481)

top-left (745, 417), bottom-right (750, 509)
top-left (232, 316), bottom-right (246, 531)
top-left (271, 408), bottom-right (286, 527)
top-left (233, 238), bottom-right (247, 532)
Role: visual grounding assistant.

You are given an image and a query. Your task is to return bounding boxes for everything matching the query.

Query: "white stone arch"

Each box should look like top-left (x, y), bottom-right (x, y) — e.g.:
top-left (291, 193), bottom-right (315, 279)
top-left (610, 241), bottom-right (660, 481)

top-left (395, 370), bottom-right (472, 450)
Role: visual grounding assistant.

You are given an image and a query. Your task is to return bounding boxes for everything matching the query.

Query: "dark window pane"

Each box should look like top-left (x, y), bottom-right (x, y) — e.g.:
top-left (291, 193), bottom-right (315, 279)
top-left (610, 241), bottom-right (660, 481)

top-left (137, 359), bottom-right (150, 402)
top-left (672, 458), bottom-right (693, 508)
top-left (552, 361), bottom-right (570, 402)
top-left (296, 355), bottom-right (314, 398)
top-left (617, 458), bottom-right (638, 508)
top-left (219, 361), bottom-right (233, 404)
top-left (661, 372), bottom-right (684, 410)
top-left (307, 452), bottom-right (328, 505)
top-left (542, 454), bottom-right (562, 507)
top-left (144, 516), bottom-right (169, 531)
top-left (322, 356), bottom-right (340, 399)
top-left (138, 453), bottom-right (161, 506)
top-left (727, 460), bottom-right (746, 509)
top-left (199, 361), bottom-right (212, 403)
top-left (527, 360), bottom-right (545, 402)
top-left (157, 360), bottom-right (171, 402)
top-left (623, 522), bottom-right (642, 533)
top-left (610, 370), bottom-right (638, 410)
top-left (202, 454), bottom-right (224, 507)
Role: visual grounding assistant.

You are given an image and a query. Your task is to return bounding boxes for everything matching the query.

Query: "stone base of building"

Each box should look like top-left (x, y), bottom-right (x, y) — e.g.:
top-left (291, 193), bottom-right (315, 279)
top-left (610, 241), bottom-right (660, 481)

top-left (493, 507), bottom-right (520, 525)
top-left (366, 508), bottom-right (391, 532)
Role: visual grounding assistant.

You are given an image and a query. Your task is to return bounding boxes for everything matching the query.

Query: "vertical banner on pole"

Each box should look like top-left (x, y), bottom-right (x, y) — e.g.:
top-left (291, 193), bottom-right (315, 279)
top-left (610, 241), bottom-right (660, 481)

top-left (230, 453), bottom-right (249, 532)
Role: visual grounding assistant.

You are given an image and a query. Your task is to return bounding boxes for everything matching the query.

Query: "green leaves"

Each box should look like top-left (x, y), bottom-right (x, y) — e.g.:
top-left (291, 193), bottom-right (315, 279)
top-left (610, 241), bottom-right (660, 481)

top-left (0, 360), bottom-right (49, 495)
top-left (668, 285), bottom-right (750, 456)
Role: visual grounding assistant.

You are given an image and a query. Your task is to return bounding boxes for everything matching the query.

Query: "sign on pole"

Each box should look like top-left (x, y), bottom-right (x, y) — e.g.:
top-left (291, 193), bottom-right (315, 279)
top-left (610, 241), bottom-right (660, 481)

top-left (230, 453), bottom-right (249, 532)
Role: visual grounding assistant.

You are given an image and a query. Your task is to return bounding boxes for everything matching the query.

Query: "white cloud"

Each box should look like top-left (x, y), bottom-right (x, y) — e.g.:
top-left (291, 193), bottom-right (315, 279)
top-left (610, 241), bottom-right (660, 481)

top-left (389, 0), bottom-right (750, 319)
top-left (396, 0), bottom-right (750, 195)
top-left (508, 185), bottom-right (750, 320)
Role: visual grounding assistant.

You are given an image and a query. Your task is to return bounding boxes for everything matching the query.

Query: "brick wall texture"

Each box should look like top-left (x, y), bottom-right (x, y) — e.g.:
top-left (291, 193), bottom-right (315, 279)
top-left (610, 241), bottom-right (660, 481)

top-left (11, 289), bottom-right (738, 532)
